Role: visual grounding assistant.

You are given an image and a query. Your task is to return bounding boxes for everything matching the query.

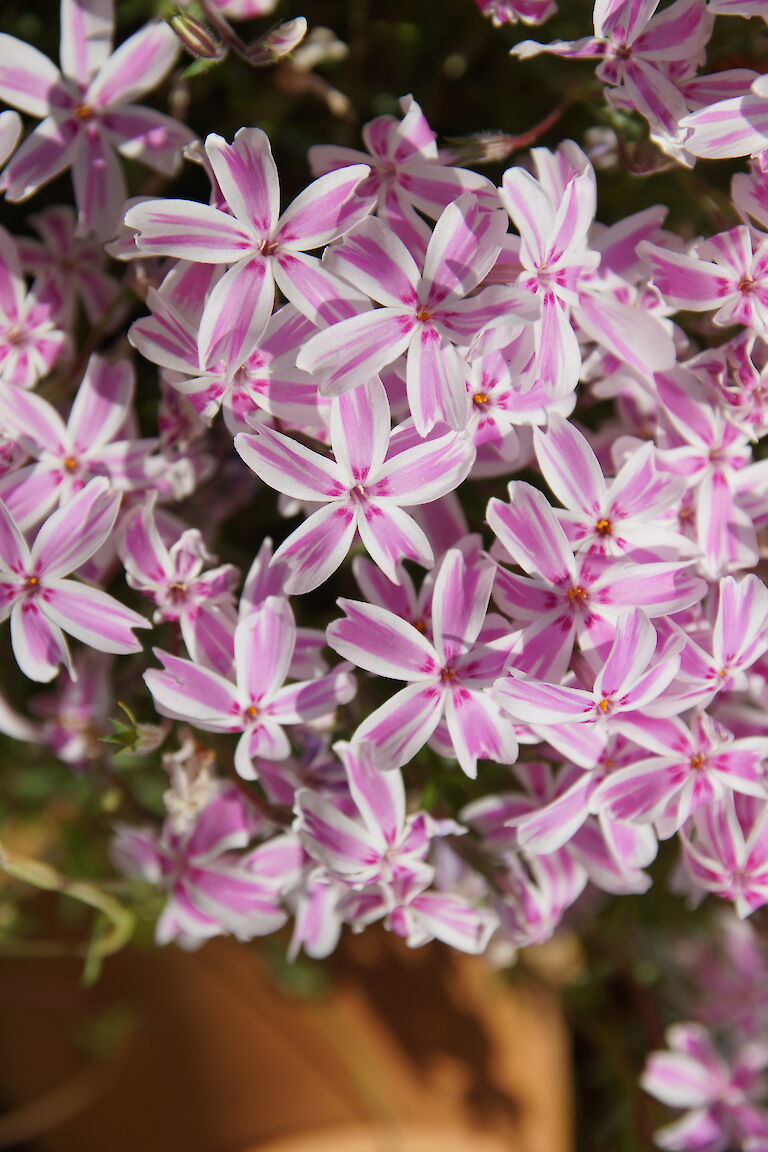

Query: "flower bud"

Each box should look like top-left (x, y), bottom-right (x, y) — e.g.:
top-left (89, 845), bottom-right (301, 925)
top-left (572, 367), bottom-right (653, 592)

top-left (247, 17), bottom-right (308, 65)
top-left (167, 9), bottom-right (225, 61)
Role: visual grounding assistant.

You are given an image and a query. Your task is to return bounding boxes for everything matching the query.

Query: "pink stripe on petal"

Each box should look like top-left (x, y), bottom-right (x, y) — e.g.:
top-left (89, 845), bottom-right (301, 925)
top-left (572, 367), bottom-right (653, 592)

top-left (330, 376), bottom-right (391, 484)
top-left (124, 200), bottom-right (256, 263)
top-left (444, 688), bottom-right (518, 779)
top-left (60, 0), bottom-right (113, 85)
top-left (406, 325), bottom-right (470, 435)
top-left (297, 308), bottom-right (412, 398)
top-left (328, 598), bottom-right (439, 681)
top-left (355, 682), bottom-right (445, 770)
top-left (327, 215), bottom-right (420, 307)
top-left (534, 414), bottom-right (605, 518)
top-left (357, 502), bottom-right (433, 583)
top-left (234, 426), bottom-right (345, 502)
top-left (338, 739), bottom-right (405, 847)
top-left (69, 355), bottom-right (133, 451)
top-left (71, 126), bottom-right (126, 240)
top-left (197, 256), bottom-right (272, 366)
top-left (494, 675), bottom-right (593, 724)
top-left (276, 164), bottom-right (372, 251)
top-left (145, 650), bottom-right (241, 728)
top-left (0, 500), bottom-right (30, 576)
top-left (1, 117), bottom-right (78, 203)
top-left (42, 579), bottom-right (147, 653)
top-left (234, 598), bottom-right (295, 704)
top-left (432, 550), bottom-right (495, 663)
top-left (0, 36), bottom-right (67, 117)
top-left (107, 106), bottom-right (193, 176)
top-left (487, 484), bottom-right (574, 584)
top-left (31, 479), bottom-right (119, 578)
top-left (87, 20), bottom-right (178, 108)
top-left (267, 664), bottom-right (356, 722)
top-left (272, 503), bottom-right (358, 595)
top-left (10, 599), bottom-right (70, 682)
top-left (372, 430), bottom-right (474, 506)
top-left (205, 128), bottom-right (279, 237)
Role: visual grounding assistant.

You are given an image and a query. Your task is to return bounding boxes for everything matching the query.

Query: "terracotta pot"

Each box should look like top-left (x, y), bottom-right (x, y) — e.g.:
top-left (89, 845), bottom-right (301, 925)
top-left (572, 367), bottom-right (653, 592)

top-left (0, 930), bottom-right (572, 1152)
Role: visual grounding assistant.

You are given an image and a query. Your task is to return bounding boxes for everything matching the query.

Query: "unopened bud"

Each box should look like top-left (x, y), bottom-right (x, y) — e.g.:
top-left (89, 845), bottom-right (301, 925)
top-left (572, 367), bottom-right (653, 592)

top-left (167, 9), bottom-right (226, 61)
top-left (247, 16), bottom-right (308, 65)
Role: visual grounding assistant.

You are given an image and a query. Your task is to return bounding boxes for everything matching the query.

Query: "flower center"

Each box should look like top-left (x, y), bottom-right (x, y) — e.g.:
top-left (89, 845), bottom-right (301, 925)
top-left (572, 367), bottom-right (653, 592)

top-left (63, 456), bottom-right (78, 472)
top-left (440, 664), bottom-right (457, 683)
top-left (416, 307), bottom-right (432, 323)
top-left (258, 238), bottom-right (279, 256)
top-left (738, 276), bottom-right (754, 294)
top-left (26, 576), bottom-right (40, 588)
top-left (615, 42), bottom-right (632, 59)
top-left (566, 585), bottom-right (588, 601)
top-left (689, 753), bottom-right (706, 769)
top-left (413, 618), bottom-right (426, 633)
top-left (245, 704), bottom-right (260, 718)
top-left (595, 518), bottom-right (612, 536)
top-left (597, 698), bottom-right (610, 713)
top-left (472, 391), bottom-right (490, 408)
top-left (74, 103), bottom-right (94, 121)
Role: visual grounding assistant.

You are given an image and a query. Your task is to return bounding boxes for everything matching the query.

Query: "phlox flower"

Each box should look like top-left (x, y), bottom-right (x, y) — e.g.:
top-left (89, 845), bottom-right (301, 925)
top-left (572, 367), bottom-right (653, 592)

top-left (297, 195), bottom-right (536, 434)
top-left (0, 224), bottom-right (68, 389)
top-left (295, 740), bottom-right (439, 890)
top-left (494, 609), bottom-right (684, 768)
top-left (113, 785), bottom-right (302, 947)
top-left (327, 548), bottom-right (519, 777)
top-left (513, 0), bottom-right (715, 160)
top-left (0, 0), bottom-right (193, 237)
top-left (642, 1023), bottom-right (768, 1151)
top-left (144, 595), bottom-right (356, 778)
top-left (235, 376), bottom-right (475, 593)
top-left (641, 225), bottom-right (768, 339)
top-left (533, 413), bottom-right (693, 557)
top-left (681, 793), bottom-right (768, 918)
top-left (119, 493), bottom-right (239, 672)
top-left (594, 711), bottom-right (768, 838)
top-left (475, 0), bottom-right (557, 26)
top-left (129, 273), bottom-right (327, 434)
top-left (488, 481), bottom-right (705, 680)
top-left (0, 354), bottom-right (160, 529)
top-left (309, 93), bottom-right (498, 257)
top-left (17, 205), bottom-right (122, 327)
top-left (124, 126), bottom-right (373, 347)
top-left (0, 477), bottom-right (149, 682)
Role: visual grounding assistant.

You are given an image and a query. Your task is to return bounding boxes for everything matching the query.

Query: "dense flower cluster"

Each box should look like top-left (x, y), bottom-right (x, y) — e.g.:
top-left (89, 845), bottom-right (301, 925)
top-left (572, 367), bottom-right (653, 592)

top-left (1, 1), bottom-right (768, 1138)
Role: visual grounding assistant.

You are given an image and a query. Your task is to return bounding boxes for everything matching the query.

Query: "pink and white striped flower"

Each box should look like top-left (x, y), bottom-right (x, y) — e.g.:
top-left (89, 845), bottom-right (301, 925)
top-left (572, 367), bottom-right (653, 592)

top-left (235, 376), bottom-right (475, 592)
top-left (124, 126), bottom-right (372, 343)
top-left (0, 354), bottom-right (160, 529)
top-left (327, 548), bottom-right (518, 777)
top-left (0, 477), bottom-right (148, 682)
top-left (297, 195), bottom-right (534, 434)
top-left (0, 224), bottom-right (68, 389)
top-left (144, 596), bottom-right (356, 778)
top-left (0, 0), bottom-right (193, 237)
top-left (642, 1023), bottom-right (768, 1151)
top-left (113, 786), bottom-right (302, 947)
